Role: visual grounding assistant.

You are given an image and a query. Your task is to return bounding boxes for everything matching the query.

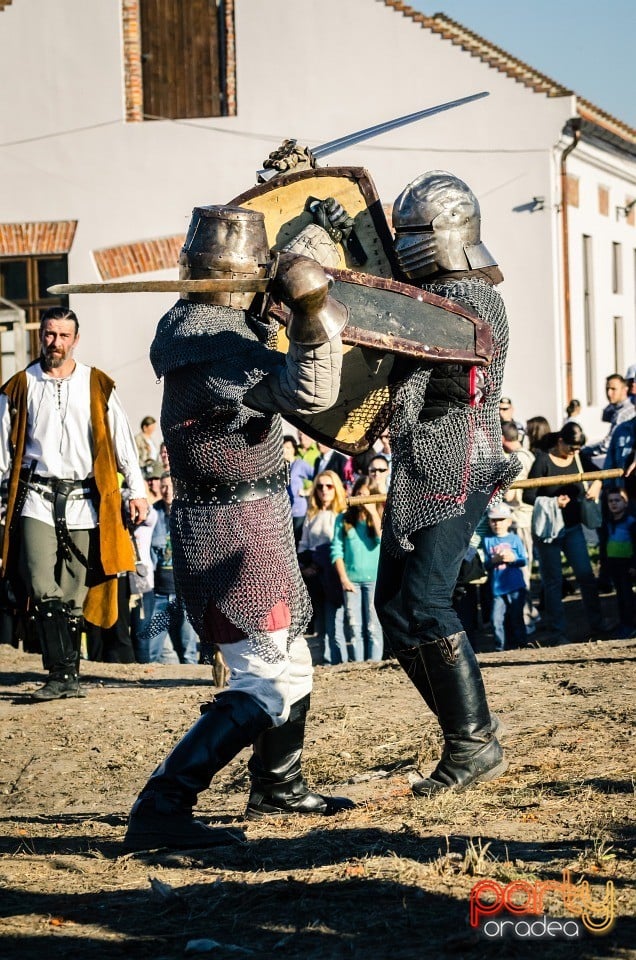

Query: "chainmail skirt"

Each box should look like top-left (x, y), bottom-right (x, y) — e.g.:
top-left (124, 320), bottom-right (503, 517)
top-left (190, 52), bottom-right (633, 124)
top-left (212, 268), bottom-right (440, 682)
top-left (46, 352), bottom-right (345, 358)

top-left (170, 491), bottom-right (311, 664)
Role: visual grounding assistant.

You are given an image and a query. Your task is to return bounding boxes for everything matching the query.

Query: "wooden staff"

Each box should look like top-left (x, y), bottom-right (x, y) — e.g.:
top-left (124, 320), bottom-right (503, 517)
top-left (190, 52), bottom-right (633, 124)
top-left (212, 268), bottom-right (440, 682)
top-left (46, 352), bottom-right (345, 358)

top-left (347, 492), bottom-right (388, 506)
top-left (346, 468), bottom-right (625, 506)
top-left (509, 468), bottom-right (623, 489)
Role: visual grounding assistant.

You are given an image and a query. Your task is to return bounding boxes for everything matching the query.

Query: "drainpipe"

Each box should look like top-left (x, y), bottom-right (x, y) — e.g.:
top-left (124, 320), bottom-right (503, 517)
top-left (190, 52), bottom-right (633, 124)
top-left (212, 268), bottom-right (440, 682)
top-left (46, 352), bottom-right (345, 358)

top-left (559, 117), bottom-right (582, 403)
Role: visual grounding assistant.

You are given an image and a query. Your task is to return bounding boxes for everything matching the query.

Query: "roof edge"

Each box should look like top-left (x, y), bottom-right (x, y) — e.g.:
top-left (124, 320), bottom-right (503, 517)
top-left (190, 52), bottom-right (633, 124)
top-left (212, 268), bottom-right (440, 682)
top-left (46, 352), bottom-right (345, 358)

top-left (379, 1), bottom-right (636, 147)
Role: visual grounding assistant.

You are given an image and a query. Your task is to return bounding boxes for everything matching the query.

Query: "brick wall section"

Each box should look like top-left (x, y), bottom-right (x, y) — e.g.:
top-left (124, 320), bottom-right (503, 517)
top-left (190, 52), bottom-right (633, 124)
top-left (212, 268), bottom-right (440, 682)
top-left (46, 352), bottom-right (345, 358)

top-left (93, 235), bottom-right (184, 279)
top-left (598, 186), bottom-right (609, 217)
top-left (0, 221), bottom-right (77, 255)
top-left (224, 0), bottom-right (237, 115)
top-left (122, 0), bottom-right (143, 123)
top-left (566, 175), bottom-right (579, 208)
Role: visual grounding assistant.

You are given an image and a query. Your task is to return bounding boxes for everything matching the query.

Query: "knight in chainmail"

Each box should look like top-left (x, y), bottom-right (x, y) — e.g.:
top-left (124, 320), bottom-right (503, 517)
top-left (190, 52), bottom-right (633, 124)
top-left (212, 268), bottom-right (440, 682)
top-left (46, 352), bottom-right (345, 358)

top-left (375, 171), bottom-right (521, 796)
top-left (125, 205), bottom-right (355, 852)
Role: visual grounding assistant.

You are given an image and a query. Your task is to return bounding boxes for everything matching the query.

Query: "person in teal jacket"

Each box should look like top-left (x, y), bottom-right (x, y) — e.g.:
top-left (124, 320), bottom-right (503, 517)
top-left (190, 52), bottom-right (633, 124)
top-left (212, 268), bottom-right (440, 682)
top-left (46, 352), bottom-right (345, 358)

top-left (331, 477), bottom-right (383, 661)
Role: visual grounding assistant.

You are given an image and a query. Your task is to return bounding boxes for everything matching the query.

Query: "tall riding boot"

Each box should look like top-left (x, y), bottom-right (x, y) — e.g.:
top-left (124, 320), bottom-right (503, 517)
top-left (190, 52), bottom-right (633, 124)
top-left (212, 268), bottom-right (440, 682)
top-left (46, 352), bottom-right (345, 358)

top-left (67, 614), bottom-right (83, 673)
top-left (395, 643), bottom-right (502, 737)
top-left (31, 599), bottom-right (85, 701)
top-left (245, 694), bottom-right (356, 819)
top-left (393, 645), bottom-right (439, 715)
top-left (124, 691), bottom-right (271, 851)
top-left (410, 631), bottom-right (507, 796)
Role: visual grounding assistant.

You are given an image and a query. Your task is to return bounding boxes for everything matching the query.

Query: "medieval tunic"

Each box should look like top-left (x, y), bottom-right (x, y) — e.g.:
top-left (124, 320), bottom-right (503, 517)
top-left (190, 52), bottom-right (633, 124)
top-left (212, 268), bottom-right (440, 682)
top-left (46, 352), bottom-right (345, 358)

top-left (0, 361), bottom-right (145, 626)
top-left (375, 276), bottom-right (522, 657)
top-left (150, 300), bottom-right (342, 665)
top-left (385, 278), bottom-right (521, 556)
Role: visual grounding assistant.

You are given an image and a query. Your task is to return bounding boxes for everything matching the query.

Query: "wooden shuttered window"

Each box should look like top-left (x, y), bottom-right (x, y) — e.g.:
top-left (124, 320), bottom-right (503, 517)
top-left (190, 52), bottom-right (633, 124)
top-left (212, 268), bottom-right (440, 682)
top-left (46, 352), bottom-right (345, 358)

top-left (140, 0), bottom-right (227, 119)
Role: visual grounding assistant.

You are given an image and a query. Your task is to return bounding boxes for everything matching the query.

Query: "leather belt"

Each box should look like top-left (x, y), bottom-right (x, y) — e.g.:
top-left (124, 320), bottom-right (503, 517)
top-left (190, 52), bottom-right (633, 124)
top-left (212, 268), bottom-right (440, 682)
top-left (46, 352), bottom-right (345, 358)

top-left (19, 469), bottom-right (96, 569)
top-left (21, 471), bottom-right (96, 502)
top-left (173, 466), bottom-right (289, 506)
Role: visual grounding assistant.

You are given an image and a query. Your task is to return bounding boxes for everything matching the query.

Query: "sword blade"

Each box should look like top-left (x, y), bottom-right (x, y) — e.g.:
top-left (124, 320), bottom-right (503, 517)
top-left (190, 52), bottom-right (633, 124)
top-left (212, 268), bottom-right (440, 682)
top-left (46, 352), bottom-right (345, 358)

top-left (48, 278), bottom-right (270, 295)
top-left (311, 91), bottom-right (489, 160)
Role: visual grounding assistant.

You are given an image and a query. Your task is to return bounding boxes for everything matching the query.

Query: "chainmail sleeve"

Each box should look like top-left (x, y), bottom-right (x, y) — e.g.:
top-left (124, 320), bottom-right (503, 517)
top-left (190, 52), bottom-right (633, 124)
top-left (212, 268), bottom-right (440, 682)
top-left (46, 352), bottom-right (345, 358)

top-left (384, 278), bottom-right (521, 557)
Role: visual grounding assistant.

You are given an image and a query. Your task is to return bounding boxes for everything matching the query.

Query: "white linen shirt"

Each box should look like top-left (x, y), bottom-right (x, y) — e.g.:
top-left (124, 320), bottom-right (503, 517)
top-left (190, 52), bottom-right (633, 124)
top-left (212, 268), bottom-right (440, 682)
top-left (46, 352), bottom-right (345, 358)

top-left (298, 509), bottom-right (338, 553)
top-left (0, 361), bottom-right (146, 529)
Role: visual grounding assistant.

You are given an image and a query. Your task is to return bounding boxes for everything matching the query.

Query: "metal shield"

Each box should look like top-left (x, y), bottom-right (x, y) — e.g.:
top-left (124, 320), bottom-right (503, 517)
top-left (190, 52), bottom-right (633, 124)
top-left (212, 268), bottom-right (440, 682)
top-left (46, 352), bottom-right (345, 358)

top-left (230, 166), bottom-right (398, 278)
top-left (231, 168), bottom-right (493, 454)
top-left (331, 268), bottom-right (492, 364)
top-left (270, 269), bottom-right (492, 454)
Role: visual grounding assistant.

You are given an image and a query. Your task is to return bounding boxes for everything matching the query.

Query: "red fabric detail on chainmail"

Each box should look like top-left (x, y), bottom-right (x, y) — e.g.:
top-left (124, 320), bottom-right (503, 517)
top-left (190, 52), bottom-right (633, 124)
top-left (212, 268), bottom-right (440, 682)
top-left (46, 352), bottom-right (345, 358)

top-left (203, 600), bottom-right (291, 645)
top-left (266, 600), bottom-right (292, 631)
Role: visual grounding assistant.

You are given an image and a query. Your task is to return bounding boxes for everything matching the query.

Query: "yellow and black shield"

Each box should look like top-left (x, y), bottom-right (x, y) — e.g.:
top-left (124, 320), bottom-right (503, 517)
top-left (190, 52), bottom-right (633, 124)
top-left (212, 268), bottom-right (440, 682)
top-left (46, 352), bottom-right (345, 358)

top-left (231, 167), bottom-right (492, 454)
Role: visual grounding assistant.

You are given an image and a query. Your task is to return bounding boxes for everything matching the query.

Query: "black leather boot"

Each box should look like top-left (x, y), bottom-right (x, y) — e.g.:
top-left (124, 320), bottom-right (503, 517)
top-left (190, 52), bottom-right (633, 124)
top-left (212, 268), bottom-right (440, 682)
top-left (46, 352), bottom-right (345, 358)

top-left (245, 694), bottom-right (356, 819)
top-left (124, 691), bottom-right (271, 852)
top-left (67, 614), bottom-right (84, 673)
top-left (31, 599), bottom-right (85, 702)
top-left (409, 632), bottom-right (507, 796)
top-left (395, 643), bottom-right (502, 737)
top-left (393, 645), bottom-right (439, 715)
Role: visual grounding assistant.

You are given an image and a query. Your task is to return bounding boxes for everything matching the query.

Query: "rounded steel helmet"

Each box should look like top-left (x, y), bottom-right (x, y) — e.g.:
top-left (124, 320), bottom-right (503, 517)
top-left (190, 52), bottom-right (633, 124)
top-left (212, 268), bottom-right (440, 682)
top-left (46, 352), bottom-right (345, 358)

top-left (179, 205), bottom-right (270, 308)
top-left (392, 170), bottom-right (497, 281)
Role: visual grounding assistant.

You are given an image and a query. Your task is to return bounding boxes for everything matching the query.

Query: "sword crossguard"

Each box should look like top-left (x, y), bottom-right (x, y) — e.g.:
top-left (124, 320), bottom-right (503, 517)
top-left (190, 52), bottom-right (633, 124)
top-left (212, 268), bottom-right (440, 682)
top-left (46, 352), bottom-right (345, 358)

top-left (258, 139), bottom-right (316, 183)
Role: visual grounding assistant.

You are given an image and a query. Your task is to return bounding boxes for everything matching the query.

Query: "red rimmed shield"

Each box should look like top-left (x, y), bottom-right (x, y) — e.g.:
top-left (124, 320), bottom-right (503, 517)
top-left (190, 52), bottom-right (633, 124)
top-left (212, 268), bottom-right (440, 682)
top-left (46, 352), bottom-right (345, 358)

top-left (231, 168), bottom-right (492, 453)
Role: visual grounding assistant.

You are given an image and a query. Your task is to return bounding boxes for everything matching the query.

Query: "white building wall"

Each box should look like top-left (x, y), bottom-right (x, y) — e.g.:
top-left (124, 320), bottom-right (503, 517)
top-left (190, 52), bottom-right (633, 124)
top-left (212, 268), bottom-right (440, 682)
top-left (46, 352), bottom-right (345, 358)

top-left (566, 142), bottom-right (636, 442)
top-left (0, 0), bottom-right (630, 436)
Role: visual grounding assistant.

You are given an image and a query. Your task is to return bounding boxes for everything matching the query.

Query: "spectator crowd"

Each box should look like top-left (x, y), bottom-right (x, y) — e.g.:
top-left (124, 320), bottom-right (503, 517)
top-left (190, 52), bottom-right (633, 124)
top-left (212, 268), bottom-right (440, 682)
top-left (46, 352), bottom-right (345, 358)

top-left (4, 367), bottom-right (636, 668)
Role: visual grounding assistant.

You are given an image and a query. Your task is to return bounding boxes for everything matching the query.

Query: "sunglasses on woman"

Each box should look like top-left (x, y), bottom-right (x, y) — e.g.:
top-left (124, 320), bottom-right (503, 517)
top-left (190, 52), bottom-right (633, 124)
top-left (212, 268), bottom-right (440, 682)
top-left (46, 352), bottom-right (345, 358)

top-left (317, 482), bottom-right (334, 489)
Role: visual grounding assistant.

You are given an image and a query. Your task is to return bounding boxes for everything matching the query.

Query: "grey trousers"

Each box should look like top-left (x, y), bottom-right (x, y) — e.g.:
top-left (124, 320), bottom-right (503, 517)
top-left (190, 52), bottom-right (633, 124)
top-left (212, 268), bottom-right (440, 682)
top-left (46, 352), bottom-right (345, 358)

top-left (19, 517), bottom-right (95, 615)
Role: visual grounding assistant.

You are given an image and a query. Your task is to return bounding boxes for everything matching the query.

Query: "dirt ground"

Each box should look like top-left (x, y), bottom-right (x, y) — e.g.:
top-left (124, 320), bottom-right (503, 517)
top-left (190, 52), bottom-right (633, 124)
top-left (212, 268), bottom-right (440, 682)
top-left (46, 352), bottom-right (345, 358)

top-left (1, 593), bottom-right (635, 960)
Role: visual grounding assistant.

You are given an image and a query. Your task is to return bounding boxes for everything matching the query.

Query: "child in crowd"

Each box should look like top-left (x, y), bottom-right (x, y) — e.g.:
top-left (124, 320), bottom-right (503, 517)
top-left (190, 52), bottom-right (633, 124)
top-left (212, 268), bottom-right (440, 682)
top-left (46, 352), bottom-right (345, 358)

top-left (483, 503), bottom-right (528, 651)
top-left (602, 486), bottom-right (636, 638)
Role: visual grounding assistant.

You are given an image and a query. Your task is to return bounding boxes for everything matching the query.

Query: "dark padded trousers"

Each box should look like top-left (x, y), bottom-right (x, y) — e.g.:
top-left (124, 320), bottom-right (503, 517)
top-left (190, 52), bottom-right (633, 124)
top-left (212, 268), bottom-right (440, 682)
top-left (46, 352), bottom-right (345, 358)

top-left (375, 491), bottom-right (491, 652)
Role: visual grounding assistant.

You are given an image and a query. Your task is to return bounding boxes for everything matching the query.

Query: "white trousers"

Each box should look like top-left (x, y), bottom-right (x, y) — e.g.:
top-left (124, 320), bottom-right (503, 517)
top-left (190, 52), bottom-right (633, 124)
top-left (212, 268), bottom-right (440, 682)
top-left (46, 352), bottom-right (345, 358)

top-left (221, 631), bottom-right (313, 726)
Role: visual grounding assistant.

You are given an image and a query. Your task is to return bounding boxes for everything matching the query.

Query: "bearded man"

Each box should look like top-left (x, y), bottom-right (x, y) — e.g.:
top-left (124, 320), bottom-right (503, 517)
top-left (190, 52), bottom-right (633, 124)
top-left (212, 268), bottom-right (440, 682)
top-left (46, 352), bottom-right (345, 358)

top-left (0, 307), bottom-right (147, 700)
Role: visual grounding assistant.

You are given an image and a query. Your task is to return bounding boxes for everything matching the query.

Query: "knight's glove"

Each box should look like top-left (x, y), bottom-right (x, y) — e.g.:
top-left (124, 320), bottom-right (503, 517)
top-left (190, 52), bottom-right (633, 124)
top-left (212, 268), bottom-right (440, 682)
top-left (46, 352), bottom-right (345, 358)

top-left (262, 139), bottom-right (315, 174)
top-left (273, 253), bottom-right (348, 346)
top-left (310, 197), bottom-right (354, 245)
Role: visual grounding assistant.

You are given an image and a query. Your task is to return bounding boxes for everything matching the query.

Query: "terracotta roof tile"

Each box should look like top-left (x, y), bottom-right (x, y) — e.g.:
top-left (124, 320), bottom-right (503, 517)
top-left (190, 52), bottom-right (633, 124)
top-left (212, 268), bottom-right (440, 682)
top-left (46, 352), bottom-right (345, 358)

top-left (379, 1), bottom-right (636, 145)
top-left (93, 235), bottom-right (183, 280)
top-left (0, 220), bottom-right (77, 255)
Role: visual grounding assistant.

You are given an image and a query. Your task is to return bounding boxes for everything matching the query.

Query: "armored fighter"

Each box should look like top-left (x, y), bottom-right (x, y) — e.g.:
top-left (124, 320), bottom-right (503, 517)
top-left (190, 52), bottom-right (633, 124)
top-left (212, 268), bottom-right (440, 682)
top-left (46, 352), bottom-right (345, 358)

top-left (50, 94), bottom-right (518, 816)
top-left (375, 171), bottom-right (521, 794)
top-left (124, 205), bottom-right (354, 852)
top-left (225, 161), bottom-right (520, 798)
